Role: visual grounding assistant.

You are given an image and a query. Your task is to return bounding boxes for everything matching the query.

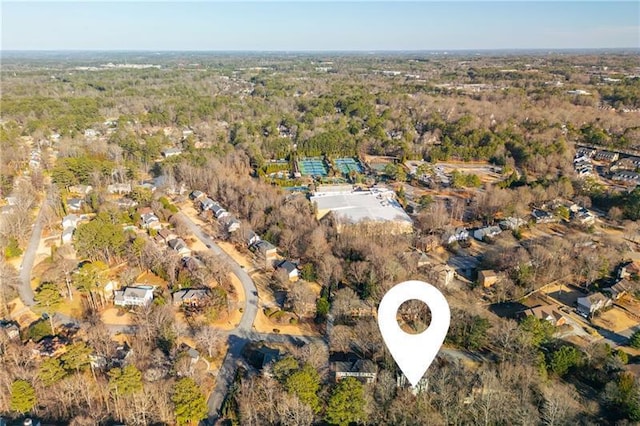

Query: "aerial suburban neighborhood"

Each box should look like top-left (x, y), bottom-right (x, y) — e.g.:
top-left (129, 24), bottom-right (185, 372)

top-left (1, 2), bottom-right (640, 424)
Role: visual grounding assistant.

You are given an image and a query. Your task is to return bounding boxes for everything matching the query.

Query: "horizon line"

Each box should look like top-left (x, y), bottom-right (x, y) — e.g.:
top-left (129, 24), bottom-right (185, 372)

top-left (2, 47), bottom-right (639, 53)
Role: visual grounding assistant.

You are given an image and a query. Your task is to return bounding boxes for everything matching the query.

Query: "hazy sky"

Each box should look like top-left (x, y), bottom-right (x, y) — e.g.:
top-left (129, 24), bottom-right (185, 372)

top-left (2, 1), bottom-right (639, 51)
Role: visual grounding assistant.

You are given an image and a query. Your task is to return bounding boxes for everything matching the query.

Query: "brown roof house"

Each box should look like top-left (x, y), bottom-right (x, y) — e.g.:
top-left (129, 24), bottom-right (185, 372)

top-left (618, 261), bottom-right (640, 280)
top-left (604, 279), bottom-right (634, 300)
top-left (157, 228), bottom-right (178, 244)
top-left (478, 270), bottom-right (498, 288)
top-left (172, 289), bottom-right (210, 307)
top-left (253, 240), bottom-right (278, 268)
top-left (524, 305), bottom-right (567, 327)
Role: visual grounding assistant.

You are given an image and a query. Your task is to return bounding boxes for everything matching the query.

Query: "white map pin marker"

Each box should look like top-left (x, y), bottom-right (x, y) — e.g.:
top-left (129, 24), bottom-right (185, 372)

top-left (378, 280), bottom-right (450, 387)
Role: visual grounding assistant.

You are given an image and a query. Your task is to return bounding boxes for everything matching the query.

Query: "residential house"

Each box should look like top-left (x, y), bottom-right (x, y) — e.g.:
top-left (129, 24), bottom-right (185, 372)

top-left (90, 343), bottom-right (133, 370)
top-left (182, 256), bottom-right (202, 271)
top-left (433, 264), bottom-right (455, 287)
top-left (499, 217), bottom-right (526, 230)
top-left (68, 185), bottom-right (93, 195)
top-left (594, 150), bottom-right (620, 163)
top-left (531, 209), bottom-right (554, 224)
top-left (570, 206), bottom-right (596, 225)
top-left (34, 336), bottom-right (68, 357)
top-left (618, 261), bottom-right (640, 280)
top-left (444, 227), bottom-right (469, 245)
top-left (114, 286), bottom-right (154, 307)
top-left (576, 147), bottom-right (596, 158)
top-left (576, 293), bottom-right (611, 317)
top-left (172, 289), bottom-right (210, 307)
top-left (114, 197), bottom-right (138, 209)
top-left (473, 226), bottom-right (502, 241)
top-left (140, 212), bottom-right (161, 231)
top-left (604, 279), bottom-right (633, 300)
top-left (615, 156), bottom-right (640, 171)
top-left (182, 345), bottom-right (200, 365)
top-left (111, 344), bottom-right (133, 368)
top-left (200, 198), bottom-right (215, 211)
top-left (243, 343), bottom-right (281, 370)
top-left (0, 321), bottom-right (20, 340)
top-left (275, 260), bottom-right (299, 282)
top-left (157, 228), bottom-right (178, 244)
top-left (227, 218), bottom-right (241, 233)
top-left (573, 154), bottom-right (591, 164)
top-left (417, 252), bottom-right (430, 268)
top-left (61, 214), bottom-right (80, 229)
top-left (161, 148), bottom-right (182, 158)
top-left (138, 206), bottom-right (154, 216)
top-left (136, 181), bottom-right (157, 193)
top-left (210, 202), bottom-right (229, 219)
top-left (168, 238), bottom-right (191, 257)
top-left (612, 171), bottom-right (640, 185)
top-left (189, 190), bottom-right (206, 201)
top-left (524, 305), bottom-right (567, 327)
top-left (242, 229), bottom-right (260, 247)
top-left (333, 359), bottom-right (377, 384)
top-left (253, 240), bottom-right (277, 261)
top-left (107, 183), bottom-right (132, 194)
top-left (402, 251), bottom-right (429, 270)
top-left (66, 198), bottom-right (84, 212)
top-left (220, 216), bottom-right (241, 233)
top-left (478, 270), bottom-right (498, 288)
top-left (103, 281), bottom-right (117, 299)
top-left (575, 161), bottom-right (594, 176)
top-left (61, 227), bottom-right (75, 244)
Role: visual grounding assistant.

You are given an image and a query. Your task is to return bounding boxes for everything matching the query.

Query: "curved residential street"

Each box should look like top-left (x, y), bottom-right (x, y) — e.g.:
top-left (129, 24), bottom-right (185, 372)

top-left (176, 212), bottom-right (262, 420)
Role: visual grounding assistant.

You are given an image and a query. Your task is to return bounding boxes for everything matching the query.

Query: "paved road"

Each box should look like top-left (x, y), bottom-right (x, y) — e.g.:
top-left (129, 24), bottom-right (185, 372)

top-left (177, 212), bottom-right (259, 333)
top-left (176, 212), bottom-right (260, 421)
top-left (18, 190), bottom-right (49, 307)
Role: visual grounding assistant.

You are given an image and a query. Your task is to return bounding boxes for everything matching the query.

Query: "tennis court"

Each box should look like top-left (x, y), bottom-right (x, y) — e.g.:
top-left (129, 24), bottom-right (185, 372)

top-left (334, 157), bottom-right (364, 174)
top-left (298, 158), bottom-right (328, 177)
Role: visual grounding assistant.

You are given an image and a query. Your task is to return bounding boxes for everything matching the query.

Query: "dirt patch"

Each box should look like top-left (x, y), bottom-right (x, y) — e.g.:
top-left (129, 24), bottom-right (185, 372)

top-left (189, 238), bottom-right (208, 253)
top-left (563, 334), bottom-right (593, 348)
top-left (101, 308), bottom-right (134, 326)
top-left (210, 273), bottom-right (243, 331)
top-left (135, 271), bottom-right (168, 287)
top-left (8, 298), bottom-right (39, 327)
top-left (544, 283), bottom-right (583, 307)
top-left (55, 291), bottom-right (85, 319)
top-left (253, 306), bottom-right (320, 336)
top-left (217, 241), bottom-right (254, 270)
top-left (592, 307), bottom-right (639, 333)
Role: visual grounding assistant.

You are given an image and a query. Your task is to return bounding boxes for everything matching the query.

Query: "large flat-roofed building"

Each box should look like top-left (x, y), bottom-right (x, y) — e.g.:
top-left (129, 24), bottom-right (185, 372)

top-left (310, 186), bottom-right (412, 234)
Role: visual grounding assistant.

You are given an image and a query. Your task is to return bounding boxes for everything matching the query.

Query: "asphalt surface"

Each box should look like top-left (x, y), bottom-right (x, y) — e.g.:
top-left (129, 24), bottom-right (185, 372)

top-left (18, 193), bottom-right (48, 307)
top-left (176, 212), bottom-right (260, 420)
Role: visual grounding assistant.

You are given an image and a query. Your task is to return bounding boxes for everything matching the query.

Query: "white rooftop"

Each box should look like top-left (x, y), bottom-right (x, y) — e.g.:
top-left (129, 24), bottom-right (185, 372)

top-left (311, 188), bottom-right (412, 227)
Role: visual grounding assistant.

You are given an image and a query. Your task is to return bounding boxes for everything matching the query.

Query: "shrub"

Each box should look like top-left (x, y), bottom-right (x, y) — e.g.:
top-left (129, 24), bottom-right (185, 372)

top-left (630, 330), bottom-right (640, 349)
top-left (4, 238), bottom-right (22, 258)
